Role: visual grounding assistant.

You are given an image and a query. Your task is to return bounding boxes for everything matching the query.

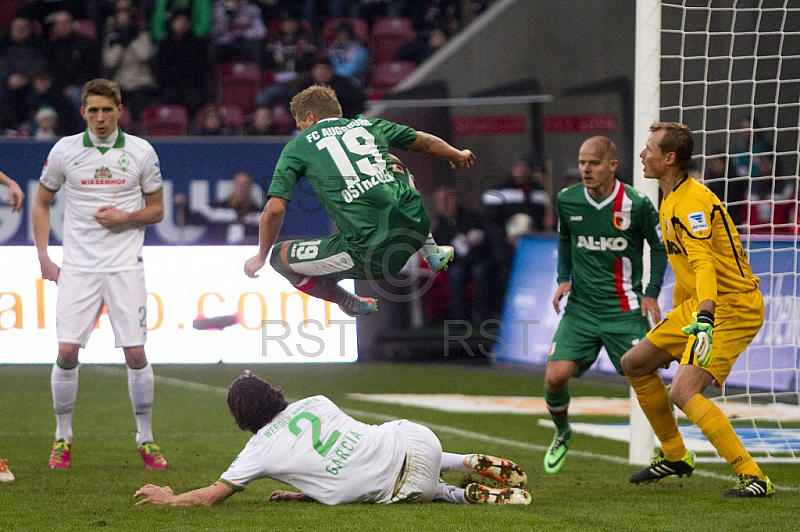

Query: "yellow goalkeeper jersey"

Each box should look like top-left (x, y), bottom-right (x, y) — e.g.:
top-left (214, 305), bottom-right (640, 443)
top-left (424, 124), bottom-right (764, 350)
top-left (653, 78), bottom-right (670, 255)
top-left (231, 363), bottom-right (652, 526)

top-left (660, 175), bottom-right (759, 304)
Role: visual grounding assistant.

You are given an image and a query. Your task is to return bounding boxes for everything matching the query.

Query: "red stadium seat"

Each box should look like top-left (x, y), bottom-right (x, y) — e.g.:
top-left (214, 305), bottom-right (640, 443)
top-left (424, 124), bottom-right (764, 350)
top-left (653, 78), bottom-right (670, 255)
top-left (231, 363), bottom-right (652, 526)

top-left (140, 104), bottom-right (189, 136)
top-left (195, 104), bottom-right (245, 135)
top-left (323, 17), bottom-right (370, 46)
top-left (118, 105), bottom-right (133, 131)
top-left (370, 17), bottom-right (416, 64)
top-left (368, 60), bottom-right (416, 99)
top-left (216, 61), bottom-right (262, 115)
top-left (271, 104), bottom-right (296, 135)
top-left (0, 0), bottom-right (27, 31)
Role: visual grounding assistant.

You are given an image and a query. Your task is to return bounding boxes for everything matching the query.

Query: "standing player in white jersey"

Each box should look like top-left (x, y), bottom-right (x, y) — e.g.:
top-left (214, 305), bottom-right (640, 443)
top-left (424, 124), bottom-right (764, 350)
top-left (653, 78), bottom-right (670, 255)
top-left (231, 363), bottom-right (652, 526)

top-left (31, 78), bottom-right (168, 470)
top-left (542, 136), bottom-right (666, 474)
top-left (135, 371), bottom-right (531, 506)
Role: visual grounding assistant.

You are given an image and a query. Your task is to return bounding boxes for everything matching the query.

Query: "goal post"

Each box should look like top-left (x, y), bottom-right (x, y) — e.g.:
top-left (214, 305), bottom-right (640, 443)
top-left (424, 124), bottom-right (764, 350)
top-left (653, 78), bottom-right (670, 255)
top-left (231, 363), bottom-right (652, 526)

top-left (632, 0), bottom-right (800, 464)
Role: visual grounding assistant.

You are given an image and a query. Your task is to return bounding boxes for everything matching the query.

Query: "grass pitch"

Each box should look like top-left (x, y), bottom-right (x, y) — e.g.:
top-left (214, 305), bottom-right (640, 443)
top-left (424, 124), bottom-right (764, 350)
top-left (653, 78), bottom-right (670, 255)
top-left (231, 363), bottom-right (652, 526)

top-left (1, 362), bottom-right (798, 531)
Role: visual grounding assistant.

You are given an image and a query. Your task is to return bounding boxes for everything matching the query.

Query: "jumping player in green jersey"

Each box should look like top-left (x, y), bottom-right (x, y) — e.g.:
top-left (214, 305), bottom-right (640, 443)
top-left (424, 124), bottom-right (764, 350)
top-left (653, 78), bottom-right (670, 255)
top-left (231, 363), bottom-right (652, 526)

top-left (243, 85), bottom-right (474, 317)
top-left (542, 136), bottom-right (666, 474)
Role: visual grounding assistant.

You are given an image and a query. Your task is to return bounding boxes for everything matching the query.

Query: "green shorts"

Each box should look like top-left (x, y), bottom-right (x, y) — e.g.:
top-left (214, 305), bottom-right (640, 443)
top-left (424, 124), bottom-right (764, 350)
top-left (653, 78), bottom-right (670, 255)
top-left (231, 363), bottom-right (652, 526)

top-left (548, 309), bottom-right (651, 376)
top-left (280, 218), bottom-right (430, 281)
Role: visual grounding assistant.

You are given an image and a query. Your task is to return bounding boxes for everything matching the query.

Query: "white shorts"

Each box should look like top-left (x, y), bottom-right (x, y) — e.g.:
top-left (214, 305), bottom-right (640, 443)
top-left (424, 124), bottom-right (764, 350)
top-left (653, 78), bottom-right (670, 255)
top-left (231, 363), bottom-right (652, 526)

top-left (389, 420), bottom-right (442, 503)
top-left (56, 269), bottom-right (147, 348)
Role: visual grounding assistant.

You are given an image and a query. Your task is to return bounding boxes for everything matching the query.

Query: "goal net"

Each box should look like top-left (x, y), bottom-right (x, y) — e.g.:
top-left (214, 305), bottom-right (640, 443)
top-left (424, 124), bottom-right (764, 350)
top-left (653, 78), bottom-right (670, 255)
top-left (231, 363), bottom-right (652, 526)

top-left (635, 0), bottom-right (800, 463)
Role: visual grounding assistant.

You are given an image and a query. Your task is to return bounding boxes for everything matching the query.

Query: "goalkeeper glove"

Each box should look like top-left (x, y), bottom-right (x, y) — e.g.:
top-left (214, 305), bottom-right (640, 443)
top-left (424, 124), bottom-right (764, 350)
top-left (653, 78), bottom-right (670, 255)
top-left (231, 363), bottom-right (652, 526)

top-left (682, 310), bottom-right (714, 367)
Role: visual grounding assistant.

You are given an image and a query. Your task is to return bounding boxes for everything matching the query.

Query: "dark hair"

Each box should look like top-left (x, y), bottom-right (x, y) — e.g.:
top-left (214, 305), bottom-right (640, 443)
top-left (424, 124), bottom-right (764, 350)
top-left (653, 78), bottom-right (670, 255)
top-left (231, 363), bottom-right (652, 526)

top-left (227, 371), bottom-right (289, 433)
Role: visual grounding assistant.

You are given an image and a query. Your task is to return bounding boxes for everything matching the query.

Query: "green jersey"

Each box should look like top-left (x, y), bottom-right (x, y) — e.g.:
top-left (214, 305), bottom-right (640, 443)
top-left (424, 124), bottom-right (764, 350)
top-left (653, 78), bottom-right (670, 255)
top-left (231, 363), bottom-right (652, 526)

top-left (556, 180), bottom-right (666, 317)
top-left (268, 116), bottom-right (427, 251)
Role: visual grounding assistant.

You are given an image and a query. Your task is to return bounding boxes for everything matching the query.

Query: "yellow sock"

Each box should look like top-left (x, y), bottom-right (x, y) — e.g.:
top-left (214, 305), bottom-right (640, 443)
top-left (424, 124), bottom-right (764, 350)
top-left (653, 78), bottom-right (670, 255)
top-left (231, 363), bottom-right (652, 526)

top-left (682, 394), bottom-right (763, 478)
top-left (627, 373), bottom-right (686, 460)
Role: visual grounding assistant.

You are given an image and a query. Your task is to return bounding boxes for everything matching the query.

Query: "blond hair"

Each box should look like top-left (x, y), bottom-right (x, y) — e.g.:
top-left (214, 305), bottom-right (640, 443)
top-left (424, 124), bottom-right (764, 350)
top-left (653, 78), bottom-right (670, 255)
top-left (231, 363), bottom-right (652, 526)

top-left (650, 122), bottom-right (694, 172)
top-left (290, 85), bottom-right (343, 121)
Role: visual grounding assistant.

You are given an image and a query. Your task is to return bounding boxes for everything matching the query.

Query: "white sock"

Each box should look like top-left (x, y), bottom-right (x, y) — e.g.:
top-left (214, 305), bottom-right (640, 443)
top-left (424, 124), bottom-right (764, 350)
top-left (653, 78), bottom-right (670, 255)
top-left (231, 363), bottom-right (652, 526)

top-left (421, 233), bottom-right (438, 257)
top-left (127, 363), bottom-right (155, 446)
top-left (51, 363), bottom-right (79, 442)
top-left (434, 480), bottom-right (467, 504)
top-left (440, 452), bottom-right (473, 472)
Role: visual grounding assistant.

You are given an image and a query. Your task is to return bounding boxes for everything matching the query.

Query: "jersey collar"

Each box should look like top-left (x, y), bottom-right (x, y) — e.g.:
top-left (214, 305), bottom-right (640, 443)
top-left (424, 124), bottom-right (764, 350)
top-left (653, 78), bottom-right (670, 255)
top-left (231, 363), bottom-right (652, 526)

top-left (583, 178), bottom-right (620, 210)
top-left (83, 128), bottom-right (125, 149)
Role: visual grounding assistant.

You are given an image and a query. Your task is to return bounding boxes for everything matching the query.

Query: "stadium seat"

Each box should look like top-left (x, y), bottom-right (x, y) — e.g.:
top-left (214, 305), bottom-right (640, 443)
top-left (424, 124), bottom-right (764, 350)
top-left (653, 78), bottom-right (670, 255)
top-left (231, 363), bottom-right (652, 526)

top-left (140, 104), bottom-right (189, 136)
top-left (74, 19), bottom-right (98, 40)
top-left (271, 104), bottom-right (296, 135)
top-left (370, 17), bottom-right (416, 64)
top-left (195, 104), bottom-right (245, 135)
top-left (118, 105), bottom-right (133, 131)
top-left (217, 61), bottom-right (262, 115)
top-left (368, 60), bottom-right (416, 99)
top-left (0, 0), bottom-right (27, 31)
top-left (322, 17), bottom-right (370, 46)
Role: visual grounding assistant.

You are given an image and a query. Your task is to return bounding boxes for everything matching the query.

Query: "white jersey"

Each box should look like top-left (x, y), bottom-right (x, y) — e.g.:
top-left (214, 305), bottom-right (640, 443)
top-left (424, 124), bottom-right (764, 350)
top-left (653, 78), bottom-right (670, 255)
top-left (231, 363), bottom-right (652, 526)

top-left (39, 129), bottom-right (163, 272)
top-left (219, 395), bottom-right (407, 505)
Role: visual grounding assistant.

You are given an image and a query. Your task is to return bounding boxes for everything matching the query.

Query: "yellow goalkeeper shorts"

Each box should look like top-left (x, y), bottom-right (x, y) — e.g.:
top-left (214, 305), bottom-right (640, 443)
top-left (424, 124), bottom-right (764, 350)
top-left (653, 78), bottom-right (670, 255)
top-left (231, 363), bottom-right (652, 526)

top-left (646, 289), bottom-right (764, 386)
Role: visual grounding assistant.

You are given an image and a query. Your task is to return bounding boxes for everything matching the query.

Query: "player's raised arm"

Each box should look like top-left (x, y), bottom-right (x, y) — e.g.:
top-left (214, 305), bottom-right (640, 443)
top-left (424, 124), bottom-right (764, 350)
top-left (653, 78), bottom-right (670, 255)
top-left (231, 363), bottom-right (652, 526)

top-left (409, 131), bottom-right (475, 170)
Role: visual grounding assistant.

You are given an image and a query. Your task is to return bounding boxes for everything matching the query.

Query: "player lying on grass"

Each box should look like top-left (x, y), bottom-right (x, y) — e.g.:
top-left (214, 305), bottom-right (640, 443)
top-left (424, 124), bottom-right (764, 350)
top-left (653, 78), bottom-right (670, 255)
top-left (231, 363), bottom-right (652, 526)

top-left (135, 371), bottom-right (531, 506)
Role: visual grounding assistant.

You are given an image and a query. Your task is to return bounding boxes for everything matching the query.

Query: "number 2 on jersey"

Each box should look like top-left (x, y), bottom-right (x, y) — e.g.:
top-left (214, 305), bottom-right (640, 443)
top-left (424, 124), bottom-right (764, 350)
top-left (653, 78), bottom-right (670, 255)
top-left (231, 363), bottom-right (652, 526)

top-left (317, 127), bottom-right (386, 188)
top-left (289, 412), bottom-right (342, 457)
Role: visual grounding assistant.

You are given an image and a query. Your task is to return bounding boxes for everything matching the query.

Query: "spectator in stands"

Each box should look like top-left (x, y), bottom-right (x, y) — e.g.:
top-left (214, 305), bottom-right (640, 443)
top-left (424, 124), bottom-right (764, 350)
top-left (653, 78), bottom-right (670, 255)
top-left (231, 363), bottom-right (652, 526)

top-left (152, 13), bottom-right (209, 118)
top-left (430, 185), bottom-right (494, 324)
top-left (25, 68), bottom-right (82, 135)
top-left (0, 15), bottom-right (46, 127)
top-left (292, 55), bottom-right (365, 118)
top-left (245, 105), bottom-right (279, 135)
top-left (210, 0), bottom-right (266, 66)
top-left (482, 156), bottom-right (553, 316)
top-left (150, 0), bottom-right (213, 42)
top-left (731, 116), bottom-right (772, 178)
top-left (350, 0), bottom-right (411, 20)
top-left (192, 103), bottom-right (234, 135)
top-left (394, 25), bottom-right (448, 65)
top-left (326, 22), bottom-right (369, 86)
top-left (102, 7), bottom-right (156, 124)
top-left (30, 104), bottom-right (59, 139)
top-left (411, 0), bottom-right (460, 31)
top-left (704, 150), bottom-right (746, 227)
top-left (174, 171), bottom-right (262, 244)
top-left (257, 10), bottom-right (317, 106)
top-left (46, 10), bottom-right (102, 111)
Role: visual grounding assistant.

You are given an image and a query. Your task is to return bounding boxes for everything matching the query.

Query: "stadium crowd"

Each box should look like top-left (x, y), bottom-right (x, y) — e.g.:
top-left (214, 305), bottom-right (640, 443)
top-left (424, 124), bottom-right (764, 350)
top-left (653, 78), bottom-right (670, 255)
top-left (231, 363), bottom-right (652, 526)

top-left (0, 0), bottom-right (496, 137)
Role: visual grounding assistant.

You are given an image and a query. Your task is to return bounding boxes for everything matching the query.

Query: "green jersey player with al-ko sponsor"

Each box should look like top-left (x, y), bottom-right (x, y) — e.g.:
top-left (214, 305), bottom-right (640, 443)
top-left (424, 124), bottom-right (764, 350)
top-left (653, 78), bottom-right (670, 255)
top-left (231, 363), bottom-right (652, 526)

top-left (542, 136), bottom-right (666, 474)
top-left (243, 85), bottom-right (472, 317)
top-left (135, 370), bottom-right (531, 506)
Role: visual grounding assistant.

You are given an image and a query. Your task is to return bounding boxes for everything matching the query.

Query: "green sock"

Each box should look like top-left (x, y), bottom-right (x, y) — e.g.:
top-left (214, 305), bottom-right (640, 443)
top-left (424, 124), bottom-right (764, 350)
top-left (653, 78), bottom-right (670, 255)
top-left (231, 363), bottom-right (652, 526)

top-left (545, 387), bottom-right (571, 437)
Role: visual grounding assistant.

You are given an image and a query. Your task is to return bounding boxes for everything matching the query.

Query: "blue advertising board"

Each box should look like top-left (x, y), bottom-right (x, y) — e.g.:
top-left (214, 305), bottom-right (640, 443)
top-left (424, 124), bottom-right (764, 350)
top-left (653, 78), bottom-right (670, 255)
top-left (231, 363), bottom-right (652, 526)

top-left (496, 236), bottom-right (799, 392)
top-left (0, 139), bottom-right (331, 246)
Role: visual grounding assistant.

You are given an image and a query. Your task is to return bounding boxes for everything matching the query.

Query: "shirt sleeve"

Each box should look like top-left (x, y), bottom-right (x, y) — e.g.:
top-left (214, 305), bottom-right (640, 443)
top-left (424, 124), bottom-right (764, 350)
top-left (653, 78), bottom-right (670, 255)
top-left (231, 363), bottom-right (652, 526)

top-left (140, 144), bottom-right (163, 194)
top-left (555, 193), bottom-right (572, 284)
top-left (218, 437), bottom-right (270, 492)
top-left (676, 197), bottom-right (718, 303)
top-left (642, 196), bottom-right (667, 299)
top-left (39, 141), bottom-right (66, 192)
top-left (268, 146), bottom-right (303, 201)
top-left (371, 117), bottom-right (417, 150)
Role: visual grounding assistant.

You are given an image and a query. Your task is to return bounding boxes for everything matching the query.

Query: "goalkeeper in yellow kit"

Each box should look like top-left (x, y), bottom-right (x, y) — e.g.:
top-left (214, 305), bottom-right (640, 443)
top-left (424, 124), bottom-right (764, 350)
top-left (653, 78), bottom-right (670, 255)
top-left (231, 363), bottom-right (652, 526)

top-left (621, 122), bottom-right (773, 498)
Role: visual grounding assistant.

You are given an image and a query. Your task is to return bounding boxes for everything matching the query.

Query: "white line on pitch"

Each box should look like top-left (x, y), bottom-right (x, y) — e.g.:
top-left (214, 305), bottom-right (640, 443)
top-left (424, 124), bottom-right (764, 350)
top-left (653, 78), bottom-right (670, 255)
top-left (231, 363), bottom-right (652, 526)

top-left (90, 366), bottom-right (800, 492)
